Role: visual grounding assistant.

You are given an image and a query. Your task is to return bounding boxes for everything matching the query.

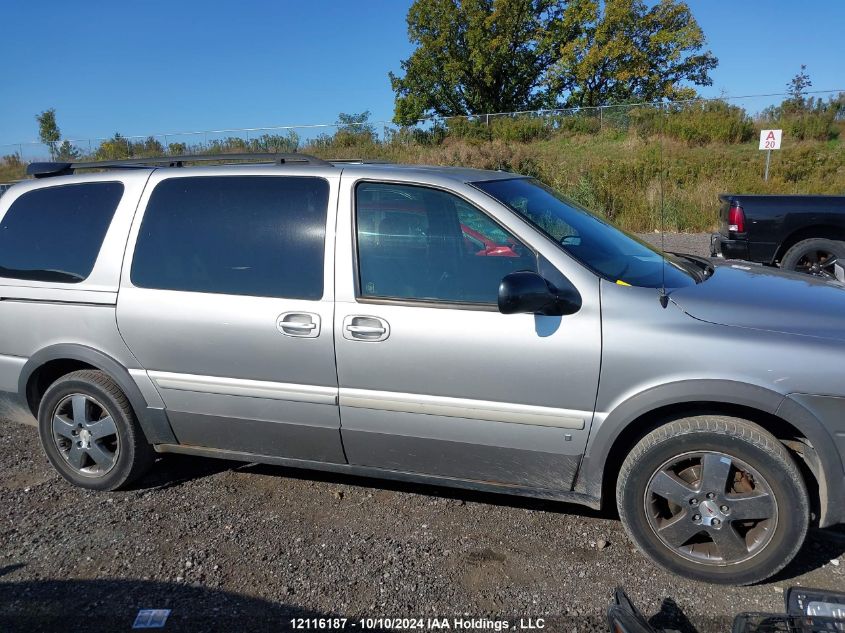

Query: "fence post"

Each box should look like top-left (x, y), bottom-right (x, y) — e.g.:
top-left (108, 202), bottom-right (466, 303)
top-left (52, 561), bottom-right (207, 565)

top-left (599, 106), bottom-right (603, 130)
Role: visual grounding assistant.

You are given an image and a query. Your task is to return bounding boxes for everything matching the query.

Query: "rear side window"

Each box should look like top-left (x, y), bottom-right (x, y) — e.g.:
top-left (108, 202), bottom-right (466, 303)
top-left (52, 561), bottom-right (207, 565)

top-left (0, 182), bottom-right (124, 283)
top-left (131, 176), bottom-right (329, 299)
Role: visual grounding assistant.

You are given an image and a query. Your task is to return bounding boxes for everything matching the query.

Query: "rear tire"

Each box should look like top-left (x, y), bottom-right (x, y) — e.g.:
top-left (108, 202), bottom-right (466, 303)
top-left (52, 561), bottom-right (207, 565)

top-left (781, 238), bottom-right (845, 278)
top-left (37, 369), bottom-right (154, 491)
top-left (616, 415), bottom-right (808, 585)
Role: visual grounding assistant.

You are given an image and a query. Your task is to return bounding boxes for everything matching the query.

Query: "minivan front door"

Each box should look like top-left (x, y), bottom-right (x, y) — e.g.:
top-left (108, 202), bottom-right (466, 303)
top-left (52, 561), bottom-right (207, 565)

top-left (334, 178), bottom-right (601, 490)
top-left (117, 172), bottom-right (344, 463)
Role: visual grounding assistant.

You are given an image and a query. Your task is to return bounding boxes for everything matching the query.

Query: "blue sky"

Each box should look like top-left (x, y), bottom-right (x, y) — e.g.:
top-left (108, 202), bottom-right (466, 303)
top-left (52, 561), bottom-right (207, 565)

top-left (1, 0), bottom-right (843, 148)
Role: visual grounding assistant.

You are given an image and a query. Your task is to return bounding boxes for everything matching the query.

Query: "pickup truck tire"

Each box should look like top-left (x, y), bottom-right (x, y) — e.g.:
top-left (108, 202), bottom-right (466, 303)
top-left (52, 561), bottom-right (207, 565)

top-left (780, 238), bottom-right (845, 277)
top-left (37, 369), bottom-right (155, 491)
top-left (616, 415), bottom-right (808, 585)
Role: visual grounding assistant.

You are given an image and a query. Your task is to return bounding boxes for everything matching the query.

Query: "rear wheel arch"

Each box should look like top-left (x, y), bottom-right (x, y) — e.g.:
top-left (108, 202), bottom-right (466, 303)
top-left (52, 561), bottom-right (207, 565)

top-left (24, 357), bottom-right (96, 416)
top-left (774, 225), bottom-right (845, 264)
top-left (580, 382), bottom-right (841, 526)
top-left (19, 344), bottom-right (176, 445)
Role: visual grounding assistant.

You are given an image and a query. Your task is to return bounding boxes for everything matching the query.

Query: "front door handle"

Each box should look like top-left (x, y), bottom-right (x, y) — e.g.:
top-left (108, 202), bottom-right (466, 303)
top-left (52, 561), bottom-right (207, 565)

top-left (277, 312), bottom-right (321, 338)
top-left (343, 315), bottom-right (390, 342)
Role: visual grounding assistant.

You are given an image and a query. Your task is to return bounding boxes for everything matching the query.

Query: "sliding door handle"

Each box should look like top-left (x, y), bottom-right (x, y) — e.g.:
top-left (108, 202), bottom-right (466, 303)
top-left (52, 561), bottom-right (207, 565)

top-left (277, 312), bottom-right (321, 338)
top-left (283, 322), bottom-right (317, 331)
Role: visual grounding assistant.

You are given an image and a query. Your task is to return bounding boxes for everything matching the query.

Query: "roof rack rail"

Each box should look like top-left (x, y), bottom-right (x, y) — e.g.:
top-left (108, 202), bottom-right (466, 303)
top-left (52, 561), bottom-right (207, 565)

top-left (26, 153), bottom-right (331, 178)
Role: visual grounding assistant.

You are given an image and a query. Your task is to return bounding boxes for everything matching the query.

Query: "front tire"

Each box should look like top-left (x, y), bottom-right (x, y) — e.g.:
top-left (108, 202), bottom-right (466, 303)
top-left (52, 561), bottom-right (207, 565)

top-left (37, 369), bottom-right (154, 491)
top-left (616, 415), bottom-right (808, 585)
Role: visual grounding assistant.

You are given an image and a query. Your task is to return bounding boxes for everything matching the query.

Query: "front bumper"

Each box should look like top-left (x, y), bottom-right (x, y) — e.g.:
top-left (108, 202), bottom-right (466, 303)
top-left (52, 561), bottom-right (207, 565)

top-left (710, 232), bottom-right (749, 260)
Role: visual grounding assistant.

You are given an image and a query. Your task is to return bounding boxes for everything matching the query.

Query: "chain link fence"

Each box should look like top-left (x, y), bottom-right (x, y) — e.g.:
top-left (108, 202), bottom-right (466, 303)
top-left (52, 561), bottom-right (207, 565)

top-left (1, 90), bottom-right (842, 163)
top-left (2, 90), bottom-right (843, 229)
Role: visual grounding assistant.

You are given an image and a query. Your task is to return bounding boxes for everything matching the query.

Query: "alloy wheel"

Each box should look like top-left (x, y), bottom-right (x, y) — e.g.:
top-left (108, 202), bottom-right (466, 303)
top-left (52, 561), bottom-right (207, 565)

top-left (644, 451), bottom-right (777, 566)
top-left (794, 249), bottom-right (838, 278)
top-left (51, 394), bottom-right (120, 477)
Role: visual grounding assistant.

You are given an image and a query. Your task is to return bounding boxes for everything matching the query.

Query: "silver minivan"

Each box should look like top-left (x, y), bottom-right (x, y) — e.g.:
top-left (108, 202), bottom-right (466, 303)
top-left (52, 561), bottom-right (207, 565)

top-left (1, 154), bottom-right (843, 585)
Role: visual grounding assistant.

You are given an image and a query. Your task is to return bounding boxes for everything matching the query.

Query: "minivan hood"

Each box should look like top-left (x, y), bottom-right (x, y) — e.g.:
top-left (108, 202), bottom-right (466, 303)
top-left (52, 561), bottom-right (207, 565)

top-left (670, 260), bottom-right (845, 341)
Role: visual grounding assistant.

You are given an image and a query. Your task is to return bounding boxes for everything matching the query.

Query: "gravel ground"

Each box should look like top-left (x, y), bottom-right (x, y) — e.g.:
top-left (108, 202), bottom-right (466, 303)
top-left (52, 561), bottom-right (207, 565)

top-left (2, 232), bottom-right (843, 633)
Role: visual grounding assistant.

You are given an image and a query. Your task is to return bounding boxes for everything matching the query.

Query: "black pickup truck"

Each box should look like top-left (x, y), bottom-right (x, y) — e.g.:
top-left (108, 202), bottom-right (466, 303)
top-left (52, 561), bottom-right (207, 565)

top-left (711, 194), bottom-right (845, 277)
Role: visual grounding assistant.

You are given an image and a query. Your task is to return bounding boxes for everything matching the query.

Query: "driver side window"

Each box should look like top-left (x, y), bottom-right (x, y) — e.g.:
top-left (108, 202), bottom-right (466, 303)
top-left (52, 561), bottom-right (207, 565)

top-left (355, 182), bottom-right (536, 305)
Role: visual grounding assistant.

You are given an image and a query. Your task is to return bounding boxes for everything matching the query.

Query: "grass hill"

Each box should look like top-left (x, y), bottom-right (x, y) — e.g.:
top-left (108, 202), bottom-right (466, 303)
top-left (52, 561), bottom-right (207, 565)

top-left (3, 102), bottom-right (843, 233)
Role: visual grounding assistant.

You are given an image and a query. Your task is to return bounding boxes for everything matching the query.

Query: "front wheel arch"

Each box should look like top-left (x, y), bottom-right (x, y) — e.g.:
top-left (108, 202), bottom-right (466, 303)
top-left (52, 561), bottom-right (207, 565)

top-left (598, 404), bottom-right (819, 513)
top-left (579, 383), bottom-right (842, 527)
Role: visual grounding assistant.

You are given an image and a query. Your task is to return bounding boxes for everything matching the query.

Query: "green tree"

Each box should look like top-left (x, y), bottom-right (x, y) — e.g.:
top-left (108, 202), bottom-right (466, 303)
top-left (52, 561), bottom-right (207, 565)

top-left (137, 136), bottom-right (165, 156)
top-left (784, 64), bottom-right (812, 112)
top-left (761, 67), bottom-right (841, 141)
top-left (35, 108), bottom-right (62, 158)
top-left (389, 0), bottom-right (562, 125)
top-left (95, 133), bottom-right (133, 160)
top-left (336, 111), bottom-right (375, 136)
top-left (547, 0), bottom-right (718, 107)
top-left (55, 140), bottom-right (81, 161)
top-left (334, 111), bottom-right (377, 145)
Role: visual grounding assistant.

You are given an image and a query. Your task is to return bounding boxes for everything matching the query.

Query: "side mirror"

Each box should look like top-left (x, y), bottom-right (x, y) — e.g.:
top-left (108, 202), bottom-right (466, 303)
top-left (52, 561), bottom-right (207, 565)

top-left (498, 271), bottom-right (581, 316)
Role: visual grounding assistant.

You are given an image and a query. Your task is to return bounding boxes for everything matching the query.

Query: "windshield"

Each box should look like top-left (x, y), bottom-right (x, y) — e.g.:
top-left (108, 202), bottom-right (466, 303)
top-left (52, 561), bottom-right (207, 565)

top-left (473, 178), bottom-right (696, 288)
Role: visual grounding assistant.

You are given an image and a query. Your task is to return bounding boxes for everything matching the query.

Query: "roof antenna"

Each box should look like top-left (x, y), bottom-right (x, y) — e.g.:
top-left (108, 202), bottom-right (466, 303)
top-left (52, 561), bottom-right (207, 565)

top-left (658, 101), bottom-right (669, 309)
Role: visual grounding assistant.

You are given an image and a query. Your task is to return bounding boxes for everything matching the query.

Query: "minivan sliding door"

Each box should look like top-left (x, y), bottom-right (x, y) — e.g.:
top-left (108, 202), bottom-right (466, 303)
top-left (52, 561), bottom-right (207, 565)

top-left (117, 173), bottom-right (344, 463)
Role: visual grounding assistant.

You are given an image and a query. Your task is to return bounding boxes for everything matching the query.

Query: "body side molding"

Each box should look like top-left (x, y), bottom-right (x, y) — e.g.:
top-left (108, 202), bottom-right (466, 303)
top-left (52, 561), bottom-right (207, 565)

top-left (340, 388), bottom-right (587, 429)
top-left (148, 371), bottom-right (338, 405)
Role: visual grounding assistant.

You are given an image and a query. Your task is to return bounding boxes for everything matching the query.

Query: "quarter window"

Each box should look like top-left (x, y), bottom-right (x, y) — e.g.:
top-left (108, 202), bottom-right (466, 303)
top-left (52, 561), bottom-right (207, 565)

top-left (356, 182), bottom-right (535, 304)
top-left (131, 176), bottom-right (329, 299)
top-left (0, 182), bottom-right (124, 283)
